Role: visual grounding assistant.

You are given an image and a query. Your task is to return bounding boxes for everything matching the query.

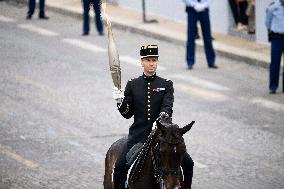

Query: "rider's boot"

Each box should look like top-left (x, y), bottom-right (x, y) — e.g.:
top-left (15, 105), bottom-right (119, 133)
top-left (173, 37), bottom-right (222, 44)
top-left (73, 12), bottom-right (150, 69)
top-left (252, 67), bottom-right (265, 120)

top-left (113, 168), bottom-right (126, 189)
top-left (184, 170), bottom-right (193, 189)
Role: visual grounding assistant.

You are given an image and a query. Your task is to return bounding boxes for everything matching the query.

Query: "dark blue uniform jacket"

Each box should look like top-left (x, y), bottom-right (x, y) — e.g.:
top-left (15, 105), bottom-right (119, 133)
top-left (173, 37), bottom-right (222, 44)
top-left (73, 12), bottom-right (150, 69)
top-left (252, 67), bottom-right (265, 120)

top-left (117, 73), bottom-right (174, 145)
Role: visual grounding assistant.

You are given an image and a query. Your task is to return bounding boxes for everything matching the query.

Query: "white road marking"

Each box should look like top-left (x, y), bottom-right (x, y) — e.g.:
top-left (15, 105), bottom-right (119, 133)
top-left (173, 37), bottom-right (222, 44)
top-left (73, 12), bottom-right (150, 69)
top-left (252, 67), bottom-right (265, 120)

top-left (250, 97), bottom-right (284, 111)
top-left (0, 15), bottom-right (16, 23)
top-left (0, 144), bottom-right (39, 169)
top-left (18, 24), bottom-right (59, 36)
top-left (170, 74), bottom-right (231, 91)
top-left (7, 112), bottom-right (16, 117)
top-left (119, 55), bottom-right (139, 67)
top-left (119, 55), bottom-right (166, 71)
top-left (194, 161), bottom-right (207, 169)
top-left (176, 83), bottom-right (229, 102)
top-left (62, 38), bottom-right (107, 53)
top-left (67, 140), bottom-right (81, 147)
top-left (20, 136), bottom-right (26, 140)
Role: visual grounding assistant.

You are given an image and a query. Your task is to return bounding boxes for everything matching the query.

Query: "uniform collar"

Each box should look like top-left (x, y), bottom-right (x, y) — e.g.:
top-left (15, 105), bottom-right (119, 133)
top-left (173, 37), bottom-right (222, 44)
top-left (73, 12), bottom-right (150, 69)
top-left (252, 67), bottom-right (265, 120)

top-left (143, 73), bottom-right (157, 81)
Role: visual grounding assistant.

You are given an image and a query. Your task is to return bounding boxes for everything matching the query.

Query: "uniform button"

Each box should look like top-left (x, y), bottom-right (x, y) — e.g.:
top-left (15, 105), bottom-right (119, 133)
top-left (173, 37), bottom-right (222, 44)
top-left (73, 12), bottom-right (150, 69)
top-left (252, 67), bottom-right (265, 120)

top-left (148, 100), bottom-right (150, 103)
top-left (148, 87), bottom-right (150, 89)
top-left (148, 96), bottom-right (150, 98)
top-left (148, 91), bottom-right (150, 94)
top-left (148, 113), bottom-right (150, 116)
top-left (148, 109), bottom-right (150, 111)
top-left (148, 83), bottom-right (150, 85)
top-left (148, 118), bottom-right (150, 120)
top-left (148, 105), bottom-right (150, 107)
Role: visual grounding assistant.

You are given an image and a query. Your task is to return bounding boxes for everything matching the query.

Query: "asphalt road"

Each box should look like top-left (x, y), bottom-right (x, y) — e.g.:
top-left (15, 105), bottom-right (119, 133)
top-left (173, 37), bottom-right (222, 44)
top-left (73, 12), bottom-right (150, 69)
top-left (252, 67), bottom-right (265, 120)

top-left (0, 2), bottom-right (284, 189)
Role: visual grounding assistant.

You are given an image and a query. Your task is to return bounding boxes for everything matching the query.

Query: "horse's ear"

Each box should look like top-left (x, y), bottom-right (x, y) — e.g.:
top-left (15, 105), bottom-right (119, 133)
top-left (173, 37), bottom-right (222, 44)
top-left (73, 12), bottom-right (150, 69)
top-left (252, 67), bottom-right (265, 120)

top-left (156, 120), bottom-right (166, 133)
top-left (180, 121), bottom-right (195, 135)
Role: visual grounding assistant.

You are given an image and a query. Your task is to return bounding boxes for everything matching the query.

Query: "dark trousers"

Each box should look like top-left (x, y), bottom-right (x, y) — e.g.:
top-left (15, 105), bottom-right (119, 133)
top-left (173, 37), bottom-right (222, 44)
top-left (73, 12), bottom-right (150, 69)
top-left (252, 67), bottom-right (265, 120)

top-left (113, 142), bottom-right (194, 189)
top-left (269, 39), bottom-right (284, 92)
top-left (238, 0), bottom-right (248, 25)
top-left (182, 152), bottom-right (194, 187)
top-left (27, 0), bottom-right (45, 17)
top-left (113, 142), bottom-right (132, 189)
top-left (228, 0), bottom-right (239, 25)
top-left (186, 7), bottom-right (215, 66)
top-left (82, 0), bottom-right (103, 34)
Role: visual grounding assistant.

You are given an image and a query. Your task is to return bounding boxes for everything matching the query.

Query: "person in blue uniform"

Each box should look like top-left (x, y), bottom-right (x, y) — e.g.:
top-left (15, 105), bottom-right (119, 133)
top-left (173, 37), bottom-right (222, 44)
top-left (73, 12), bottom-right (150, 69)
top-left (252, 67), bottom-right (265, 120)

top-left (183, 0), bottom-right (217, 70)
top-left (82, 0), bottom-right (104, 36)
top-left (26, 0), bottom-right (48, 20)
top-left (265, 0), bottom-right (284, 94)
top-left (112, 45), bottom-right (194, 189)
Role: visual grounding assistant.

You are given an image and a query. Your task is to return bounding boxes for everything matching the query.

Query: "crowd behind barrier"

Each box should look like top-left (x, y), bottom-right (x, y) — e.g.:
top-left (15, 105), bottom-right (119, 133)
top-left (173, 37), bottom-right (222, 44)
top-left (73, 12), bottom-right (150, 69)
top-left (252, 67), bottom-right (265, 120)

top-left (21, 0), bottom-right (284, 95)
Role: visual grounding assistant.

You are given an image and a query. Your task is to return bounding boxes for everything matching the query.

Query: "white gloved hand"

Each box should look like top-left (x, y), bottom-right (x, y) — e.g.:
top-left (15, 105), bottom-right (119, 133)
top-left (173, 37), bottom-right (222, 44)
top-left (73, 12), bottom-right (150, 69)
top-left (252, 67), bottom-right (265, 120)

top-left (112, 87), bottom-right (124, 103)
top-left (194, 3), bottom-right (206, 12)
top-left (152, 122), bottom-right (157, 130)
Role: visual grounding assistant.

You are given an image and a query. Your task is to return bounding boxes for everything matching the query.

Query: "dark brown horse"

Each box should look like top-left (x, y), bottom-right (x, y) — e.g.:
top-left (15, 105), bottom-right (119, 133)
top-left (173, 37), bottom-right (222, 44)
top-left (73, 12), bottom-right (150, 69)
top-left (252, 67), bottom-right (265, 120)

top-left (104, 120), bottom-right (195, 189)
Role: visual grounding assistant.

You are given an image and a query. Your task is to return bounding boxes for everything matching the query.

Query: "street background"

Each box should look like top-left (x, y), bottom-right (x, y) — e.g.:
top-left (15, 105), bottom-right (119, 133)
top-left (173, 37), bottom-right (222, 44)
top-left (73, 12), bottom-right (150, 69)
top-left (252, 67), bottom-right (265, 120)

top-left (0, 1), bottom-right (284, 189)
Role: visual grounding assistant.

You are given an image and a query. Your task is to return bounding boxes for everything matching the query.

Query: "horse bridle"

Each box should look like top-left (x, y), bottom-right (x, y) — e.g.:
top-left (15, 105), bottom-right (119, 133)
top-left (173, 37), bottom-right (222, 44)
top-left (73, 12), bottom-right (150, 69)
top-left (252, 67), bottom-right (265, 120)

top-left (151, 141), bottom-right (183, 184)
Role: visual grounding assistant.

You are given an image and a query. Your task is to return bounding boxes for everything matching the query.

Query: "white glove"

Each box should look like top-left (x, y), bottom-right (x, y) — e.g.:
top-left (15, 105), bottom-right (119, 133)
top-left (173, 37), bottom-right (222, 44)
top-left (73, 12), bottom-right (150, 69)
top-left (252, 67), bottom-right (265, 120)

top-left (112, 87), bottom-right (124, 103)
top-left (194, 3), bottom-right (206, 12)
top-left (152, 122), bottom-right (157, 130)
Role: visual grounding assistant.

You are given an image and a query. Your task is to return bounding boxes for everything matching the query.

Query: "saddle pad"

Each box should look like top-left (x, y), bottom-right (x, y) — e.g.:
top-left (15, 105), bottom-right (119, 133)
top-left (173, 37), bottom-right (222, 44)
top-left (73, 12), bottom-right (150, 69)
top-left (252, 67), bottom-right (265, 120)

top-left (126, 143), bottom-right (143, 166)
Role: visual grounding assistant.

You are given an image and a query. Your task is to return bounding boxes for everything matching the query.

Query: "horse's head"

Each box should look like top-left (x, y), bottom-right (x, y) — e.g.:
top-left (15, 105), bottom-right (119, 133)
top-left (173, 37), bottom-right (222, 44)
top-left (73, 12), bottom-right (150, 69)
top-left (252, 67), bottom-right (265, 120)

top-left (154, 119), bottom-right (195, 189)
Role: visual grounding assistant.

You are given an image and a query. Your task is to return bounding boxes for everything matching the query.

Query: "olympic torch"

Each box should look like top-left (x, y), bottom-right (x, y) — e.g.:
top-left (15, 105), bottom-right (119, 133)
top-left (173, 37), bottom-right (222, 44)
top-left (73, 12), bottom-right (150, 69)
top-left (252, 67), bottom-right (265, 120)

top-left (101, 1), bottom-right (121, 90)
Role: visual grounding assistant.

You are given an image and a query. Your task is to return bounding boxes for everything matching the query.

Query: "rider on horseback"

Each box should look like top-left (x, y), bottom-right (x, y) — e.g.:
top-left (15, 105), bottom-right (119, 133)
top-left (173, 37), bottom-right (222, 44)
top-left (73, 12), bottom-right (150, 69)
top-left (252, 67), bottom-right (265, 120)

top-left (112, 45), bottom-right (194, 189)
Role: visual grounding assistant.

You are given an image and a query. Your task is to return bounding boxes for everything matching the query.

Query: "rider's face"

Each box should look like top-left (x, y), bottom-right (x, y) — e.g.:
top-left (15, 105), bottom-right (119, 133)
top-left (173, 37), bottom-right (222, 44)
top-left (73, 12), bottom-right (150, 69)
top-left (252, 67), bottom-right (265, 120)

top-left (141, 57), bottom-right (159, 76)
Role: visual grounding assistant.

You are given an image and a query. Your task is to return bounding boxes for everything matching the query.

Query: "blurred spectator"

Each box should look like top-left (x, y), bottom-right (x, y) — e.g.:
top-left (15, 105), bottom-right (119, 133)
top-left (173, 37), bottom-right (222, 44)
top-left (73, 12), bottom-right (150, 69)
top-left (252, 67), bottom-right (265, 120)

top-left (246, 0), bottom-right (255, 34)
top-left (183, 0), bottom-right (217, 70)
top-left (236, 0), bottom-right (248, 31)
top-left (265, 0), bottom-right (284, 94)
top-left (26, 0), bottom-right (48, 20)
top-left (196, 27), bottom-right (201, 39)
top-left (228, 0), bottom-right (241, 27)
top-left (228, 0), bottom-right (248, 32)
top-left (82, 0), bottom-right (104, 36)
top-left (195, 25), bottom-right (214, 40)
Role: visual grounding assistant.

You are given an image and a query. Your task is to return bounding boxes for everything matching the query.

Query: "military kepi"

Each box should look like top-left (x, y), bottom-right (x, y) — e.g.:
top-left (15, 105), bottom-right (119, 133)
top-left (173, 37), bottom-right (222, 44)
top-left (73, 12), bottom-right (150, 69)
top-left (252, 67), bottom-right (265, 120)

top-left (140, 45), bottom-right (159, 58)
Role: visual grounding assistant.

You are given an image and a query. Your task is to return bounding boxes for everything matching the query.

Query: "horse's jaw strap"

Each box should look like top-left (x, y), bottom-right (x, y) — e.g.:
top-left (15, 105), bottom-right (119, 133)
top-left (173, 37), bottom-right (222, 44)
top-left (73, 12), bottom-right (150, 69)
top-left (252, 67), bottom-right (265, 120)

top-left (160, 167), bottom-right (181, 176)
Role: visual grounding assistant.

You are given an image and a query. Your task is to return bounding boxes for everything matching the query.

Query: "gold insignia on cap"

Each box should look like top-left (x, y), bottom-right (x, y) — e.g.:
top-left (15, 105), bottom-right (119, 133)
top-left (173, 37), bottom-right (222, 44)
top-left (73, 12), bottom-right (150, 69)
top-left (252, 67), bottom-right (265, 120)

top-left (147, 45), bottom-right (158, 48)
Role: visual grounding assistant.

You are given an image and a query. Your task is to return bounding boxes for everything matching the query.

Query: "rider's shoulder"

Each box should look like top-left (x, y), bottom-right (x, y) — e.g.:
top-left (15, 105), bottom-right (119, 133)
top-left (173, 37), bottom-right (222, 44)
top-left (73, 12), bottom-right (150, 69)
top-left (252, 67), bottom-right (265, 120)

top-left (127, 77), bottom-right (139, 83)
top-left (161, 77), bottom-right (173, 83)
top-left (156, 76), bottom-right (173, 86)
top-left (156, 76), bottom-right (171, 82)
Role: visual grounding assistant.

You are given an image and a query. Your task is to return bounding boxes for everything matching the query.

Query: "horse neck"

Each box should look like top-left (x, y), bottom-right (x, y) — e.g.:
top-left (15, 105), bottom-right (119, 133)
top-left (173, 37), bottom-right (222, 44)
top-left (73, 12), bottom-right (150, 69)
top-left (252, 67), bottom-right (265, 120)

top-left (141, 151), bottom-right (155, 177)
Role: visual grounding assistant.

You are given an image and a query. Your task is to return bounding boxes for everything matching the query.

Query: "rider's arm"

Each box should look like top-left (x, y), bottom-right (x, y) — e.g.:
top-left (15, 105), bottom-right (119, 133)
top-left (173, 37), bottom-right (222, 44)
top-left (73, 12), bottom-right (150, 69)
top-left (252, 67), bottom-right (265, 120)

top-left (117, 80), bottom-right (134, 119)
top-left (159, 80), bottom-right (174, 118)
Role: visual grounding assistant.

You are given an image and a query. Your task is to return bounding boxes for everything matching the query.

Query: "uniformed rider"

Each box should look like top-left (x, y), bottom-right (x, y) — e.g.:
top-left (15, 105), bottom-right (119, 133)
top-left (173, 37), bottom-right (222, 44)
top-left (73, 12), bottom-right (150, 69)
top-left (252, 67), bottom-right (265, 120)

top-left (112, 45), bottom-right (194, 189)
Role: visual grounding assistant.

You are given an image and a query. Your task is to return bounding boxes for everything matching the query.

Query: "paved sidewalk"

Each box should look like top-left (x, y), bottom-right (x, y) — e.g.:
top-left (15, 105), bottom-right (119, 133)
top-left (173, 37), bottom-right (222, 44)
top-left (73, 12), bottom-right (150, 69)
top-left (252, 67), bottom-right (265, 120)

top-left (15, 0), bottom-right (271, 68)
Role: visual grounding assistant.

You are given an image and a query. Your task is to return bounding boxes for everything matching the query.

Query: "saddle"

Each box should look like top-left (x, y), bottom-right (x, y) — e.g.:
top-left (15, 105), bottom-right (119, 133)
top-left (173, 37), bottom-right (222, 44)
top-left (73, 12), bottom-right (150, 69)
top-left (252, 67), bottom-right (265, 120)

top-left (125, 133), bottom-right (154, 187)
top-left (126, 143), bottom-right (143, 166)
